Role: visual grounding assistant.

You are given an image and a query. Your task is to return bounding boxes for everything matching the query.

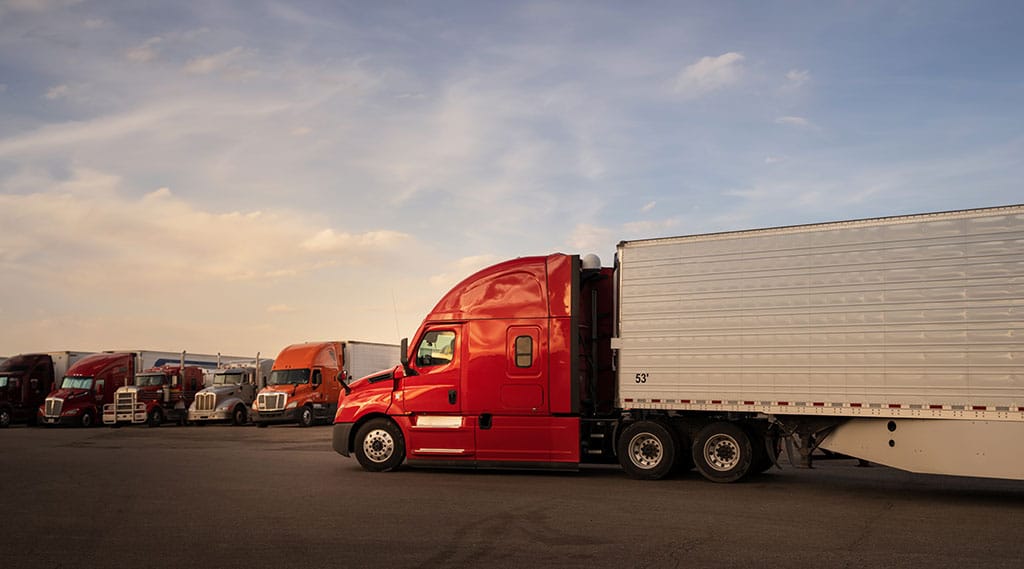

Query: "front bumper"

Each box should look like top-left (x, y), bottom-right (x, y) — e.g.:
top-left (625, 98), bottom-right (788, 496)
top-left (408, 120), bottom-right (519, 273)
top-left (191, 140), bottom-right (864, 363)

top-left (252, 407), bottom-right (300, 425)
top-left (188, 408), bottom-right (232, 423)
top-left (332, 422), bottom-right (354, 456)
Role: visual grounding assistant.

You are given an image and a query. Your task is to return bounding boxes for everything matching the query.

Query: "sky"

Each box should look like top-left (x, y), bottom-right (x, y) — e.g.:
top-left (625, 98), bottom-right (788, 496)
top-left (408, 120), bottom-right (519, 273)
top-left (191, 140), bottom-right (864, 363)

top-left (1, 0), bottom-right (1022, 359)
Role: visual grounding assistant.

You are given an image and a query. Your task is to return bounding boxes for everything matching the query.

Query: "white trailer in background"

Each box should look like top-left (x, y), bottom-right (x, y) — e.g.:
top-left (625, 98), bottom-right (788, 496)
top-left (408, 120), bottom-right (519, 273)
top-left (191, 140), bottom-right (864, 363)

top-left (613, 204), bottom-right (1024, 481)
top-left (341, 341), bottom-right (402, 382)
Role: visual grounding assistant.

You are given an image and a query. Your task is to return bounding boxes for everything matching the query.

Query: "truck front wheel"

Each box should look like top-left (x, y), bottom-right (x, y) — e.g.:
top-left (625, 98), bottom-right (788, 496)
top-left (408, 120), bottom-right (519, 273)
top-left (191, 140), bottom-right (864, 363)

top-left (354, 418), bottom-right (405, 472)
top-left (617, 421), bottom-right (676, 480)
top-left (80, 410), bottom-right (95, 428)
top-left (147, 409), bottom-right (163, 428)
top-left (298, 406), bottom-right (314, 428)
top-left (232, 405), bottom-right (247, 426)
top-left (0, 407), bottom-right (11, 428)
top-left (693, 422), bottom-right (753, 483)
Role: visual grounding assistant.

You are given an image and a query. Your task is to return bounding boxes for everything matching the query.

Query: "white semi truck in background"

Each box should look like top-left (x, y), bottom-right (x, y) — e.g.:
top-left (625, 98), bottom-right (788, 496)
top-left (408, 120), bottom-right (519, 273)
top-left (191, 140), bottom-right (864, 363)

top-left (189, 356), bottom-right (274, 425)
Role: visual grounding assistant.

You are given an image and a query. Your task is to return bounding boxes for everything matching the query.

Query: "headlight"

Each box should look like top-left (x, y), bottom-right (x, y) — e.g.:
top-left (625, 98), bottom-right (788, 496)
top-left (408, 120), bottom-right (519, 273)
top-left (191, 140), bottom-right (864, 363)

top-left (286, 401), bottom-right (297, 409)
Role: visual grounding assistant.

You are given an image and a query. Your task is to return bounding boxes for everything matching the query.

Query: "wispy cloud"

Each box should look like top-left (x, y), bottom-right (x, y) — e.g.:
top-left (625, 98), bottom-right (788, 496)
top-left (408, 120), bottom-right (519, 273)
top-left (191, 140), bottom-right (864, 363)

top-left (774, 115), bottom-right (816, 129)
top-left (673, 52), bottom-right (745, 99)
top-left (44, 84), bottom-right (69, 100)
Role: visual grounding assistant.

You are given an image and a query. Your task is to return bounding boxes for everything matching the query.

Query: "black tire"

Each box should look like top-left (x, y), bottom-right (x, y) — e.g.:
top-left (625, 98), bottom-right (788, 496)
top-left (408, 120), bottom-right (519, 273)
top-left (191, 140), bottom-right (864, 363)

top-left (256, 422), bottom-right (269, 428)
top-left (231, 405), bottom-right (247, 426)
top-left (354, 418), bottom-right (405, 472)
top-left (747, 424), bottom-right (780, 475)
top-left (0, 407), bottom-right (12, 428)
top-left (298, 406), bottom-right (314, 428)
top-left (617, 421), bottom-right (676, 480)
top-left (692, 421), bottom-right (753, 483)
top-left (147, 408), bottom-right (163, 428)
top-left (671, 428), bottom-right (696, 473)
top-left (80, 410), bottom-right (95, 428)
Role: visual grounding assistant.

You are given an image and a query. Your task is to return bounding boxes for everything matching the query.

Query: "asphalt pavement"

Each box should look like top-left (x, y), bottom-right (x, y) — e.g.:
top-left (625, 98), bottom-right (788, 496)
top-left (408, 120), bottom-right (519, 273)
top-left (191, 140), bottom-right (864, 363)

top-left (1, 423), bottom-right (1022, 569)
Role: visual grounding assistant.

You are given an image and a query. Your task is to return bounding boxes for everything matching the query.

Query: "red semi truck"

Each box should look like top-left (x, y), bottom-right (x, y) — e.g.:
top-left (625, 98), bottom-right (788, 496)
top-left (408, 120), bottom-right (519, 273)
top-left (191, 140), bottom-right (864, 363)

top-left (41, 351), bottom-right (241, 427)
top-left (0, 352), bottom-right (92, 427)
top-left (103, 363), bottom-right (208, 427)
top-left (333, 205), bottom-right (1024, 482)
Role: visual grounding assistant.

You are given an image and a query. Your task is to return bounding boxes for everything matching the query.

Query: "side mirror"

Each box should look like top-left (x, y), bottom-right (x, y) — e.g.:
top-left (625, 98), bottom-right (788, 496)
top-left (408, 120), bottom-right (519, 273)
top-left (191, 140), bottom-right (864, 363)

top-left (400, 338), bottom-right (409, 367)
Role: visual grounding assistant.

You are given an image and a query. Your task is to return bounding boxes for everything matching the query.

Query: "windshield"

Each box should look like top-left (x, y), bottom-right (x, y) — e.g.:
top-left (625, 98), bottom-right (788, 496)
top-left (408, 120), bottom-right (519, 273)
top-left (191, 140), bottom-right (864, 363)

top-left (213, 372), bottom-right (243, 386)
top-left (61, 377), bottom-right (93, 390)
top-left (268, 369), bottom-right (310, 386)
top-left (135, 374), bottom-right (168, 387)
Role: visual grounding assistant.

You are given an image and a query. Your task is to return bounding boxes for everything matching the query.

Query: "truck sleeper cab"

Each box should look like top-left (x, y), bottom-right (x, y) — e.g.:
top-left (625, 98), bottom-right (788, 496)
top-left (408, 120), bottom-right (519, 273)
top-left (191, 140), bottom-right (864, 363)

top-left (332, 254), bottom-right (615, 471)
top-left (41, 353), bottom-right (132, 427)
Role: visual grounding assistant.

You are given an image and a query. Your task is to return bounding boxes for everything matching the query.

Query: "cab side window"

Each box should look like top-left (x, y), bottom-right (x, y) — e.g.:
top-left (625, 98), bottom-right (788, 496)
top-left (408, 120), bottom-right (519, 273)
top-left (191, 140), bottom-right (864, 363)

top-left (415, 331), bottom-right (456, 368)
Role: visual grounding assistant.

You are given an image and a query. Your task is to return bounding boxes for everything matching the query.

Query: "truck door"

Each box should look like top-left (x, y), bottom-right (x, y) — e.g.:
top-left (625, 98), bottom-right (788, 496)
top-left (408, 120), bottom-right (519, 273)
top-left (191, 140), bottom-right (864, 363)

top-left (400, 325), bottom-right (475, 459)
top-left (472, 323), bottom-right (560, 463)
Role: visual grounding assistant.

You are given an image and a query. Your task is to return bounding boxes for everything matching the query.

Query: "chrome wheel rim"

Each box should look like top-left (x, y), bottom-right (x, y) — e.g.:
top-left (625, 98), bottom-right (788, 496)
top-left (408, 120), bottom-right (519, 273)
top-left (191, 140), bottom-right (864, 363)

top-left (363, 428), bottom-right (395, 463)
top-left (627, 432), bottom-right (663, 469)
top-left (704, 434), bottom-right (740, 471)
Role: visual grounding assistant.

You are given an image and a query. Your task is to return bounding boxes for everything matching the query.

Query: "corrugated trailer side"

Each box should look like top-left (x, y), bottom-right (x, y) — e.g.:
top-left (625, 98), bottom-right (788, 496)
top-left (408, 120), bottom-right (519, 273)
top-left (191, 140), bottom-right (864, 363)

top-left (344, 342), bottom-right (401, 380)
top-left (610, 205), bottom-right (1024, 482)
top-left (615, 205), bottom-right (1024, 422)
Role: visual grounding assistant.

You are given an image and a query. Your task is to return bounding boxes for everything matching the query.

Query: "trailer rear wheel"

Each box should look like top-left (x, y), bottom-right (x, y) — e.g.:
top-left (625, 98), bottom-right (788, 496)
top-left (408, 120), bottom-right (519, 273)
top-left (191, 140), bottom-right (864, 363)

top-left (232, 405), bottom-right (247, 426)
top-left (617, 421), bottom-right (676, 480)
top-left (354, 418), bottom-right (405, 472)
top-left (0, 407), bottom-right (11, 428)
top-left (693, 422), bottom-right (753, 483)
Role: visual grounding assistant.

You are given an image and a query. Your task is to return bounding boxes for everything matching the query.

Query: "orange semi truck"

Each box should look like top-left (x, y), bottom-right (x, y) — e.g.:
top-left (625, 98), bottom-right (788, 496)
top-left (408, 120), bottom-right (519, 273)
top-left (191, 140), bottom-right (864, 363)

top-left (253, 341), bottom-right (398, 428)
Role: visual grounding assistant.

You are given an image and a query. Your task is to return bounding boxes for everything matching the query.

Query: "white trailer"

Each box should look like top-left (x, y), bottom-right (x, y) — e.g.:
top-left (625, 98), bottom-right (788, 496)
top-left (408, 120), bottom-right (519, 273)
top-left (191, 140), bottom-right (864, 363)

top-left (343, 341), bottom-right (402, 381)
top-left (613, 205), bottom-right (1024, 482)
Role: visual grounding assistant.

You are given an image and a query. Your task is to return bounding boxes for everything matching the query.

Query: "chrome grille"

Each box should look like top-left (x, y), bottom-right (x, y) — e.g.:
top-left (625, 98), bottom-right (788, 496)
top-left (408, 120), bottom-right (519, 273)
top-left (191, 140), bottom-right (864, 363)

top-left (257, 392), bottom-right (286, 412)
top-left (115, 391), bottom-right (136, 413)
top-left (45, 398), bottom-right (63, 418)
top-left (195, 392), bottom-right (217, 412)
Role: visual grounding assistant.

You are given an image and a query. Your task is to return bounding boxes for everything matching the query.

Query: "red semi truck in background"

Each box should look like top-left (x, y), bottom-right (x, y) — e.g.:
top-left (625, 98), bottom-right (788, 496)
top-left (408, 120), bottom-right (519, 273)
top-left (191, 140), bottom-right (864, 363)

top-left (253, 341), bottom-right (399, 428)
top-left (41, 351), bottom-right (241, 427)
top-left (0, 352), bottom-right (92, 427)
top-left (103, 362), bottom-right (207, 427)
top-left (333, 205), bottom-right (1024, 483)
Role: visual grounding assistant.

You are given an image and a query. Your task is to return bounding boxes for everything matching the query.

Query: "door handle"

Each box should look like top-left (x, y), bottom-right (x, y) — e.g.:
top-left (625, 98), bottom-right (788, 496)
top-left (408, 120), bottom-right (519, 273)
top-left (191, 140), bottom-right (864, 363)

top-left (448, 389), bottom-right (457, 405)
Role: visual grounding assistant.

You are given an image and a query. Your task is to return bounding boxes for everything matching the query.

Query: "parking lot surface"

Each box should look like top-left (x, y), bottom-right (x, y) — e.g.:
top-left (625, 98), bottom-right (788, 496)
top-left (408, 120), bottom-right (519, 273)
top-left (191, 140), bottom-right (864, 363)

top-left (2, 424), bottom-right (1022, 569)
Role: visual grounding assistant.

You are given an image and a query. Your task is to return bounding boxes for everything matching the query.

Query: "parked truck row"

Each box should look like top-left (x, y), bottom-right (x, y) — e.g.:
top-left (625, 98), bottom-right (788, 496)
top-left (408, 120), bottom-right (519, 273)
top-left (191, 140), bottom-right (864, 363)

top-left (332, 204), bottom-right (1024, 483)
top-left (1, 341), bottom-right (399, 429)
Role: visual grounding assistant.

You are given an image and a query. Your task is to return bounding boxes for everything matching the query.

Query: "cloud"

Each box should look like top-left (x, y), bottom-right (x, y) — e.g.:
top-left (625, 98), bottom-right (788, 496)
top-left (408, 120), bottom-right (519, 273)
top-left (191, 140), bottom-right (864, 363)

top-left (2, 0), bottom-right (81, 13)
top-left (641, 201), bottom-right (656, 213)
top-left (184, 47), bottom-right (252, 76)
top-left (301, 229), bottom-right (410, 253)
top-left (266, 304), bottom-right (296, 313)
top-left (673, 52), bottom-right (745, 99)
top-left (126, 37), bottom-right (162, 63)
top-left (44, 84), bottom-right (69, 100)
top-left (775, 115), bottom-right (817, 129)
top-left (0, 167), bottom-right (412, 288)
top-left (785, 69), bottom-right (811, 88)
